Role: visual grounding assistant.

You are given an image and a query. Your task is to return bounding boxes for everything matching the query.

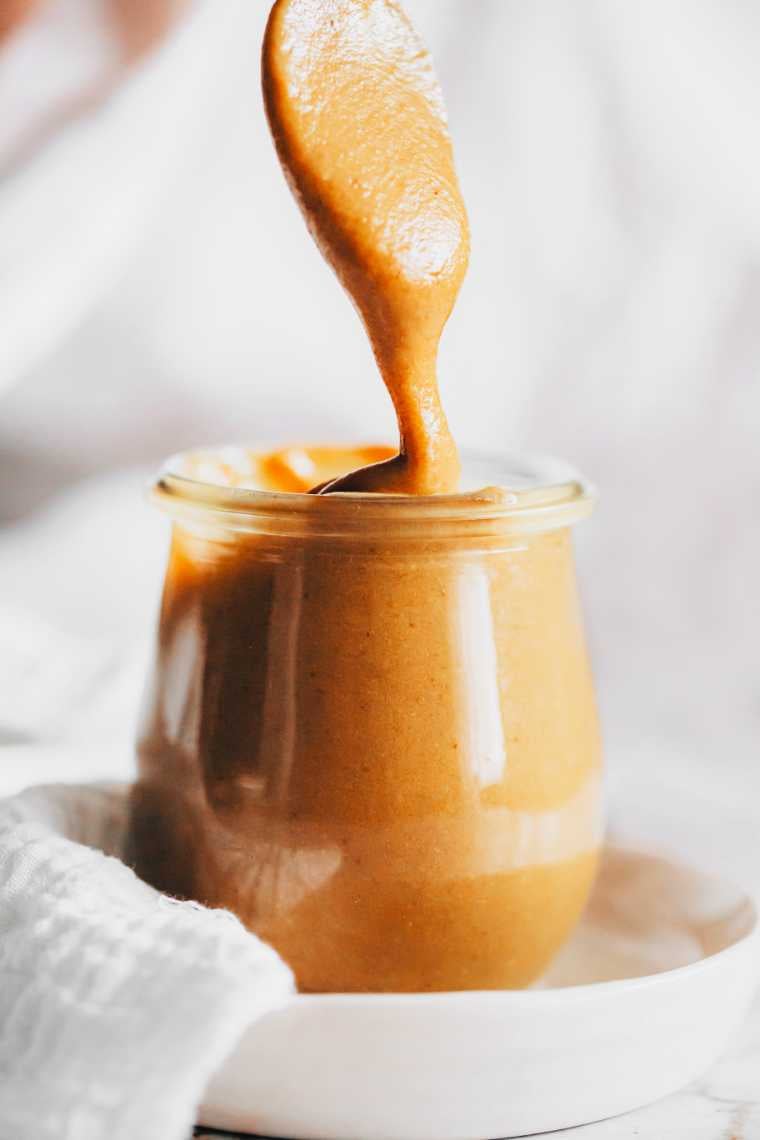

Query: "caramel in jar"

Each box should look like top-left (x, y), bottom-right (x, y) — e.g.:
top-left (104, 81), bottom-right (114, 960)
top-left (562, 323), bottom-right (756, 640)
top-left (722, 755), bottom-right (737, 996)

top-left (127, 446), bottom-right (602, 992)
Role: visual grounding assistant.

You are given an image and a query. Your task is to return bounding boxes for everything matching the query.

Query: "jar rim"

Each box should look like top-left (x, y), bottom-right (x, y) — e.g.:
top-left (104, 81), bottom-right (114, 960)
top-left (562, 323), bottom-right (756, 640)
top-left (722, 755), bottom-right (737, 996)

top-left (152, 446), bottom-right (596, 536)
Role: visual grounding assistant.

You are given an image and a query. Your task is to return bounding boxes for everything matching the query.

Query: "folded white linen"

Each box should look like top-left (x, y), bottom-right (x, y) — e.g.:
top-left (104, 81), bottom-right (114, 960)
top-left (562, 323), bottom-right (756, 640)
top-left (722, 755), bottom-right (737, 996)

top-left (0, 781), bottom-right (295, 1140)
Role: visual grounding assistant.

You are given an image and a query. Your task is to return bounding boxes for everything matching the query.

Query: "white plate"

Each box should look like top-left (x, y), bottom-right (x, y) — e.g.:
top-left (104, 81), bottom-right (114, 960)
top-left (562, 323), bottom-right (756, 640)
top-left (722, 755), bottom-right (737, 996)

top-left (200, 846), bottom-right (759, 1140)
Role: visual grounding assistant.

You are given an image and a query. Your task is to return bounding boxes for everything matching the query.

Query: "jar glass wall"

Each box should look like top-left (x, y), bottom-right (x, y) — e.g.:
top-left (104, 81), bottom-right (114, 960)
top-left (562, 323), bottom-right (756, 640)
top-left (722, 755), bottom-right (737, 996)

top-left (127, 448), bottom-right (603, 992)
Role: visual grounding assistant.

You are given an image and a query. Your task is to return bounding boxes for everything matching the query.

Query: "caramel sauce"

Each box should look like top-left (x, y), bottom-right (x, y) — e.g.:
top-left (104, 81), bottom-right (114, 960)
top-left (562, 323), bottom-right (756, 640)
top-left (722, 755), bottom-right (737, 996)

top-left (262, 0), bottom-right (469, 493)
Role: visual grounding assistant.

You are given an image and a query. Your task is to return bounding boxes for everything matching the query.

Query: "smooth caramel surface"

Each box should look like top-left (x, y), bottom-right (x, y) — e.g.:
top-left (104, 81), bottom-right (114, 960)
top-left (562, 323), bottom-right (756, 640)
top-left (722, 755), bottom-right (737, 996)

top-left (262, 0), bottom-right (469, 494)
top-left (177, 443), bottom-right (395, 493)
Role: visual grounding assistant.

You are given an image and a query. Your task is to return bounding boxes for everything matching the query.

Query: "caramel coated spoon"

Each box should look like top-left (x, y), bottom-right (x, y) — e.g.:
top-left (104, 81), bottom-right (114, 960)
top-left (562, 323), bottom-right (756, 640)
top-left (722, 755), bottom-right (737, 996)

top-left (262, 0), bottom-right (469, 494)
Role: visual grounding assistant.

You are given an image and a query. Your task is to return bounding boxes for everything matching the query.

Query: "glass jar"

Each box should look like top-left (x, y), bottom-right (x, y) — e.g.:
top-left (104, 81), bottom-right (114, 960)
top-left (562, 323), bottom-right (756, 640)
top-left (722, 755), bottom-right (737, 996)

top-left (127, 449), bottom-right (603, 992)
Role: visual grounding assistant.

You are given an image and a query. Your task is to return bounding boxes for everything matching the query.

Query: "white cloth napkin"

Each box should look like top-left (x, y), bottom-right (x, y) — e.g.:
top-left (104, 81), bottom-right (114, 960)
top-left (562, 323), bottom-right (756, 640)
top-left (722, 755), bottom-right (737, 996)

top-left (0, 781), bottom-right (295, 1140)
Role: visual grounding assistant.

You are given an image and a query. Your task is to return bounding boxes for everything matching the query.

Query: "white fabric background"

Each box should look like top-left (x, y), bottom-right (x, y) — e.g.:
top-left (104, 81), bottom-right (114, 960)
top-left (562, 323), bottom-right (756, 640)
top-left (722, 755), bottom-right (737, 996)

top-left (0, 0), bottom-right (758, 833)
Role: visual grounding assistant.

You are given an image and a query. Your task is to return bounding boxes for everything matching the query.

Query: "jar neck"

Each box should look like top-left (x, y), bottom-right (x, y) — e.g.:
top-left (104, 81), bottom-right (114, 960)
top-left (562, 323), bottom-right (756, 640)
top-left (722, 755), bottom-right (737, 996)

top-left (153, 478), bottom-right (594, 544)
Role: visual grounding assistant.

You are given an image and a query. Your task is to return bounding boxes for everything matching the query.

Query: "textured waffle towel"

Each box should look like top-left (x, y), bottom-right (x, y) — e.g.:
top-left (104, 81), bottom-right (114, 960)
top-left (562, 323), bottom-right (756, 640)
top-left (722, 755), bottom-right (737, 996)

top-left (0, 782), bottom-right (294, 1140)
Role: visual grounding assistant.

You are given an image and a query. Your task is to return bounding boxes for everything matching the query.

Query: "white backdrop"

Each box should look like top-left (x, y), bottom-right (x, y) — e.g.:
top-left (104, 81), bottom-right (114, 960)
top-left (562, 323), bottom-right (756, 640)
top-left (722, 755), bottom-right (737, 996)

top-left (0, 0), bottom-right (758, 829)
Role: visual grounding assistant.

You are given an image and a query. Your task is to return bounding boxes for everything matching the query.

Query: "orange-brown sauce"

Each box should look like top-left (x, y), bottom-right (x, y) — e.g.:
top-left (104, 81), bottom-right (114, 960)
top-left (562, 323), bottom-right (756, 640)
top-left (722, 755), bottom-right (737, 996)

top-left (262, 0), bottom-right (469, 493)
top-left (129, 448), bottom-right (602, 992)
